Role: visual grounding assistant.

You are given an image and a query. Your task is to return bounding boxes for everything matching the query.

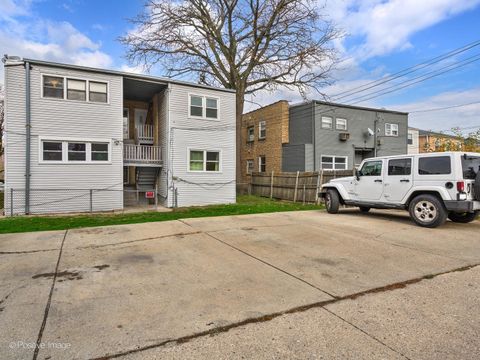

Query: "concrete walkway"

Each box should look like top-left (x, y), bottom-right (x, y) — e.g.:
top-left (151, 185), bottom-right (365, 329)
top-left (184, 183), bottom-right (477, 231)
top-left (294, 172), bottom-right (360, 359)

top-left (0, 209), bottom-right (479, 359)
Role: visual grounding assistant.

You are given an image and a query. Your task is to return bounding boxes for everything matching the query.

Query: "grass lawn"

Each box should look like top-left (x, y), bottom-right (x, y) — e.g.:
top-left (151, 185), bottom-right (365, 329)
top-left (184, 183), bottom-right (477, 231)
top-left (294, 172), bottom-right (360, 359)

top-left (0, 195), bottom-right (323, 234)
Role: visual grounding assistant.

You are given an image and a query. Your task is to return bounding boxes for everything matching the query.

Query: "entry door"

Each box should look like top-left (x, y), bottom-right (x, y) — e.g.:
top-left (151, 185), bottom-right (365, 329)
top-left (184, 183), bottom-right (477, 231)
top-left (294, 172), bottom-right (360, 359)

top-left (383, 158), bottom-right (413, 202)
top-left (135, 109), bottom-right (148, 128)
top-left (354, 159), bottom-right (384, 201)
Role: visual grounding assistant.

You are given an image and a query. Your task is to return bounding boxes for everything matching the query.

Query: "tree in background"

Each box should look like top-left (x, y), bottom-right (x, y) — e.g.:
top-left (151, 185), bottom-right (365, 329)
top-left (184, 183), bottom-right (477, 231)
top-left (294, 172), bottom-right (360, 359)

top-left (424, 128), bottom-right (480, 153)
top-left (121, 0), bottom-right (340, 179)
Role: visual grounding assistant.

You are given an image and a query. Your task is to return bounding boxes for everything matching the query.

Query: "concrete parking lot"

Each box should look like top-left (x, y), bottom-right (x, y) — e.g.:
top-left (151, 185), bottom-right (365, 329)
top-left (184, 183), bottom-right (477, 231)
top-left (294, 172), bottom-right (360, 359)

top-left (1, 209), bottom-right (479, 359)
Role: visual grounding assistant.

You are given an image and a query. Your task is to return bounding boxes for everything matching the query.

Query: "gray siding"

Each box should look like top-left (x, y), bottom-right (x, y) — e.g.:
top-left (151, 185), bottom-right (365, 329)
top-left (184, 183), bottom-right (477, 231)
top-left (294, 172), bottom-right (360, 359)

top-left (167, 83), bottom-right (236, 207)
top-left (284, 102), bottom-right (408, 171)
top-left (4, 63), bottom-right (123, 214)
top-left (282, 144), bottom-right (307, 172)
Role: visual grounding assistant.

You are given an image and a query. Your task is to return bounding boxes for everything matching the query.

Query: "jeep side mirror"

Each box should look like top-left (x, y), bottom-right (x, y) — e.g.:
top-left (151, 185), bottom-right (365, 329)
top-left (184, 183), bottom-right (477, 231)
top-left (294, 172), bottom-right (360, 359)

top-left (355, 169), bottom-right (361, 180)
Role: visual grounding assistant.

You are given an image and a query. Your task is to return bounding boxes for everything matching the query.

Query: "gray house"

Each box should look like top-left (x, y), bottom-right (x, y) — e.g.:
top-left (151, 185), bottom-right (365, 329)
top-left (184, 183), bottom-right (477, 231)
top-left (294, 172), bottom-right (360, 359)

top-left (283, 101), bottom-right (408, 171)
top-left (2, 55), bottom-right (236, 215)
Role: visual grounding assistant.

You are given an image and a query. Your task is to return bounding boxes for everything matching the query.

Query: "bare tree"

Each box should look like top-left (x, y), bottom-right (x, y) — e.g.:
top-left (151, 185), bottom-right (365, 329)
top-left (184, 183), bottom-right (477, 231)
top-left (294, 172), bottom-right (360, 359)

top-left (121, 0), bottom-right (340, 179)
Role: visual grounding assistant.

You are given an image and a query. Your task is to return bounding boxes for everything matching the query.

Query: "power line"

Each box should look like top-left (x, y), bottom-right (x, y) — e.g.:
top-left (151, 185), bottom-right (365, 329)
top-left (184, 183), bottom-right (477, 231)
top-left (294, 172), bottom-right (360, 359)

top-left (409, 101), bottom-right (480, 113)
top-left (330, 39), bottom-right (480, 100)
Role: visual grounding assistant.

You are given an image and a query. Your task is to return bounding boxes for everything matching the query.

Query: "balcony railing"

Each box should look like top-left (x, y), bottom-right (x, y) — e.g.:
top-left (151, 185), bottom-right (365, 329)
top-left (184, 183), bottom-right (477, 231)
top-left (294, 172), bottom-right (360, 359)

top-left (124, 144), bottom-right (162, 166)
top-left (136, 125), bottom-right (154, 144)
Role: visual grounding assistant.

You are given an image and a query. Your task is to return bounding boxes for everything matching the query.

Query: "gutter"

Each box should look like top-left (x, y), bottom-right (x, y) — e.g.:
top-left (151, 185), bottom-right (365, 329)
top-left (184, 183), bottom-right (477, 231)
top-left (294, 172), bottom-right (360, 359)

top-left (25, 61), bottom-right (31, 214)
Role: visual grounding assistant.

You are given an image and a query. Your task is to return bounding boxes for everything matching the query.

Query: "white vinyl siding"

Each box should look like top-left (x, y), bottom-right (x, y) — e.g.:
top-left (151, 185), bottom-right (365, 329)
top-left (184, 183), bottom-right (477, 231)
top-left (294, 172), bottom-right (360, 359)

top-left (168, 84), bottom-right (235, 207)
top-left (385, 123), bottom-right (399, 136)
top-left (4, 65), bottom-right (122, 215)
top-left (321, 155), bottom-right (347, 170)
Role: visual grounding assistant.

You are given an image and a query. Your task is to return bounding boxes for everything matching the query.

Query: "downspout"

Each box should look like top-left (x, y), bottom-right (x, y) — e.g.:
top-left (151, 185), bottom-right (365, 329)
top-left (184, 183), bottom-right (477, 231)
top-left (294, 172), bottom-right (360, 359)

top-left (312, 101), bottom-right (316, 171)
top-left (25, 61), bottom-right (31, 214)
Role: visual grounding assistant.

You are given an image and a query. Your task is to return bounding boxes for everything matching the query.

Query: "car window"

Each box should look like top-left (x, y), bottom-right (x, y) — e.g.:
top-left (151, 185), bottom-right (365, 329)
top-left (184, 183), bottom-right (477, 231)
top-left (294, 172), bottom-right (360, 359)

top-left (388, 158), bottom-right (412, 176)
top-left (360, 160), bottom-right (382, 176)
top-left (418, 156), bottom-right (451, 175)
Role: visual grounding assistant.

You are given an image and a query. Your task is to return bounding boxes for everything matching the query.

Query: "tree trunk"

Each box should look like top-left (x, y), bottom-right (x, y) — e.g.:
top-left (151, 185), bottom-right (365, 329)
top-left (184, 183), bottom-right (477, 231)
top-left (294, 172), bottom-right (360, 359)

top-left (235, 89), bottom-right (245, 186)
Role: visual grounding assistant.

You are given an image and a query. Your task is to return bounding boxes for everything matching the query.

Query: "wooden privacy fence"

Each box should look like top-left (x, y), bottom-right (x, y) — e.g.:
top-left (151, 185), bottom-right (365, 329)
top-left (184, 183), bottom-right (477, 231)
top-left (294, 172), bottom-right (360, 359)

top-left (250, 170), bottom-right (354, 203)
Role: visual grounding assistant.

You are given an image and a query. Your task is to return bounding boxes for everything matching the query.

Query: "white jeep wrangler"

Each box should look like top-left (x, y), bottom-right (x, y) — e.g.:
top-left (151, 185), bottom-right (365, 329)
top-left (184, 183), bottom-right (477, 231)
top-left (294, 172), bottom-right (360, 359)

top-left (320, 152), bottom-right (480, 228)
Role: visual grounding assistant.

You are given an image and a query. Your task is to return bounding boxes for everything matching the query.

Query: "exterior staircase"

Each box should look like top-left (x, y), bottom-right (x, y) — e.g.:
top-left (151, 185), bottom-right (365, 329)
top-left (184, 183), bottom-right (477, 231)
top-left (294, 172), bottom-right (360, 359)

top-left (136, 167), bottom-right (159, 191)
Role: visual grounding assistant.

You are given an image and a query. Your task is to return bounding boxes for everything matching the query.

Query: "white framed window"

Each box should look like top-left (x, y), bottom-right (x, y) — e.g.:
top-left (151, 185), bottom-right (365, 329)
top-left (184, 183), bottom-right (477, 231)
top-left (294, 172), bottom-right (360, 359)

top-left (385, 123), bottom-right (399, 136)
top-left (321, 155), bottom-right (348, 170)
top-left (336, 118), bottom-right (347, 131)
top-left (321, 116), bottom-right (333, 129)
top-left (42, 75), bottom-right (109, 104)
top-left (189, 94), bottom-right (219, 120)
top-left (246, 159), bottom-right (254, 174)
top-left (89, 81), bottom-right (108, 103)
top-left (188, 149), bottom-right (221, 172)
top-left (259, 155), bottom-right (266, 172)
top-left (67, 79), bottom-right (86, 101)
top-left (43, 76), bottom-right (64, 99)
top-left (39, 137), bottom-right (111, 164)
top-left (407, 133), bottom-right (413, 145)
top-left (259, 121), bottom-right (266, 139)
top-left (247, 126), bottom-right (255, 142)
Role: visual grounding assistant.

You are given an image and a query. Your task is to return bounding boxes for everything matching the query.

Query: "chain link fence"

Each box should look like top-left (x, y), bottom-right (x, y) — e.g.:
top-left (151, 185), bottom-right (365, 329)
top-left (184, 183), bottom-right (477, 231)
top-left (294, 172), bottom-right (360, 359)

top-left (4, 188), bottom-right (163, 216)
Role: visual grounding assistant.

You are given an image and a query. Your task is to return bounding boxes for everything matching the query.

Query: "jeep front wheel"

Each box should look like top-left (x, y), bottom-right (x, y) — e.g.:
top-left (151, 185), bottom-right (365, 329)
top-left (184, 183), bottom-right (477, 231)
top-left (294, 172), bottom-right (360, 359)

top-left (325, 189), bottom-right (340, 214)
top-left (408, 194), bottom-right (447, 228)
top-left (448, 211), bottom-right (479, 223)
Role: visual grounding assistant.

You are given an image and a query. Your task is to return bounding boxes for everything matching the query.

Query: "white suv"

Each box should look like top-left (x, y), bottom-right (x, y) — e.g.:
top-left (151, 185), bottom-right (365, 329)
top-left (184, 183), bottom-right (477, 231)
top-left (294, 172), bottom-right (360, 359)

top-left (321, 152), bottom-right (480, 228)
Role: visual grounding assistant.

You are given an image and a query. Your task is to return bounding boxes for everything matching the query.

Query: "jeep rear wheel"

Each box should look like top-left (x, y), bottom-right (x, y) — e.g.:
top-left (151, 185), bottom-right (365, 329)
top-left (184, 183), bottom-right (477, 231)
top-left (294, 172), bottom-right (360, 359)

top-left (325, 189), bottom-right (340, 214)
top-left (448, 211), bottom-right (479, 223)
top-left (408, 194), bottom-right (447, 228)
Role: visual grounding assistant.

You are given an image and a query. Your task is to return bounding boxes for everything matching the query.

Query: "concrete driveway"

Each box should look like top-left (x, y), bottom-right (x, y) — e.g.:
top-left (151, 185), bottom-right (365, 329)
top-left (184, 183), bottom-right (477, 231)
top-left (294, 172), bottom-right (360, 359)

top-left (1, 209), bottom-right (479, 359)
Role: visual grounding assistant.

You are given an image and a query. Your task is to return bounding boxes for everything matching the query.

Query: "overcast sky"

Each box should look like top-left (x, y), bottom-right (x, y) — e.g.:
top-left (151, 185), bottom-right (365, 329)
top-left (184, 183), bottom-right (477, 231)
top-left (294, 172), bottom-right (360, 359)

top-left (0, 0), bottom-right (479, 133)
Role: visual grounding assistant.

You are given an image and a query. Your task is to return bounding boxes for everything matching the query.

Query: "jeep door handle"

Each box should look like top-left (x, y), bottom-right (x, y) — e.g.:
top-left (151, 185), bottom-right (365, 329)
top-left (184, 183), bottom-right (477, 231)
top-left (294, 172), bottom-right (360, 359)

top-left (400, 179), bottom-right (410, 183)
top-left (374, 179), bottom-right (382, 183)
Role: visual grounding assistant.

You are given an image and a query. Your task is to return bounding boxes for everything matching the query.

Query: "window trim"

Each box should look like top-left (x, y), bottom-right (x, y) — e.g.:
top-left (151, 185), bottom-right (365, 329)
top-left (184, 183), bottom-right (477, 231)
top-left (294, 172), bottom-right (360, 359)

top-left (407, 132), bottom-right (413, 145)
top-left (336, 118), bottom-right (348, 131)
top-left (187, 148), bottom-right (223, 173)
top-left (258, 155), bottom-right (266, 173)
top-left (321, 116), bottom-right (333, 130)
top-left (38, 136), bottom-right (112, 164)
top-left (385, 123), bottom-right (399, 137)
top-left (41, 73), bottom-right (110, 105)
top-left (246, 159), bottom-right (254, 174)
top-left (258, 121), bottom-right (266, 140)
top-left (320, 155), bottom-right (348, 170)
top-left (247, 126), bottom-right (255, 142)
top-left (188, 93), bottom-right (220, 120)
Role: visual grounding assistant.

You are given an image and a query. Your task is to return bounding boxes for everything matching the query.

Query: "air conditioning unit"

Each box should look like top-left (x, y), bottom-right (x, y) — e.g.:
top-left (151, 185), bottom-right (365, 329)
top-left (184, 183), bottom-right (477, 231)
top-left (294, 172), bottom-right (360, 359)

top-left (339, 132), bottom-right (350, 141)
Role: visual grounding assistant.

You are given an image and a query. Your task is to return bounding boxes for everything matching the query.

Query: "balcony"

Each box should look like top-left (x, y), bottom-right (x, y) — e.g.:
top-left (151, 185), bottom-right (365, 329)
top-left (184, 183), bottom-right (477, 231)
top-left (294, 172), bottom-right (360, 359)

top-left (135, 124), bottom-right (154, 144)
top-left (123, 144), bottom-right (162, 167)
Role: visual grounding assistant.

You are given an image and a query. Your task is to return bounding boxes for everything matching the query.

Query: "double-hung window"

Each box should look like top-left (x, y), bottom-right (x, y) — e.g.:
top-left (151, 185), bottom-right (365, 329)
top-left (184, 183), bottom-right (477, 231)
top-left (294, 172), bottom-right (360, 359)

top-left (247, 126), bottom-right (255, 142)
top-left (42, 75), bottom-right (108, 103)
top-left (321, 116), bottom-right (333, 129)
top-left (189, 150), bottom-right (221, 172)
top-left (40, 139), bottom-right (110, 163)
top-left (259, 156), bottom-right (266, 172)
top-left (336, 118), bottom-right (347, 131)
top-left (189, 95), bottom-right (219, 119)
top-left (321, 156), bottom-right (347, 170)
top-left (246, 160), bottom-right (254, 174)
top-left (43, 76), bottom-right (64, 99)
top-left (259, 121), bottom-right (266, 139)
top-left (89, 81), bottom-right (108, 103)
top-left (407, 133), bottom-right (413, 145)
top-left (385, 123), bottom-right (399, 136)
top-left (67, 79), bottom-right (86, 101)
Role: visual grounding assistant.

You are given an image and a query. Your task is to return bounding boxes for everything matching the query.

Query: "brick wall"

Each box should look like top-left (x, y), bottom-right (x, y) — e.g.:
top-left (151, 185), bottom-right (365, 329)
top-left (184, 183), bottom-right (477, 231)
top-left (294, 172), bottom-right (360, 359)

top-left (239, 101), bottom-right (289, 185)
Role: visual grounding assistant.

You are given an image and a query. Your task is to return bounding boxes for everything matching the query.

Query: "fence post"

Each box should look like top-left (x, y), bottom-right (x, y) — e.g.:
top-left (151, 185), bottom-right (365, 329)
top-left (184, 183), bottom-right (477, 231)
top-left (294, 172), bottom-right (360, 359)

top-left (293, 171), bottom-right (300, 202)
top-left (315, 171), bottom-right (321, 204)
top-left (303, 184), bottom-right (306, 205)
top-left (10, 188), bottom-right (14, 217)
top-left (270, 171), bottom-right (274, 199)
top-left (155, 188), bottom-right (158, 210)
top-left (89, 189), bottom-right (93, 213)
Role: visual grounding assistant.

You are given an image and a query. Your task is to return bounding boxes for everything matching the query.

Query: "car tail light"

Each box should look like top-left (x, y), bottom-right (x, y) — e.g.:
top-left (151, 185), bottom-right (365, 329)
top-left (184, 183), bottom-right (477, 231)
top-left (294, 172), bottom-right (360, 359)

top-left (456, 181), bottom-right (465, 192)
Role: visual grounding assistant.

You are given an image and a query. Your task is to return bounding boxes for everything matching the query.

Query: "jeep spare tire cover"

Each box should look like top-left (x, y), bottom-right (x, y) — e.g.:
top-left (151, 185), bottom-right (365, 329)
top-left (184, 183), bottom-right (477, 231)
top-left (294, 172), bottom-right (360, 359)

top-left (475, 170), bottom-right (480, 201)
